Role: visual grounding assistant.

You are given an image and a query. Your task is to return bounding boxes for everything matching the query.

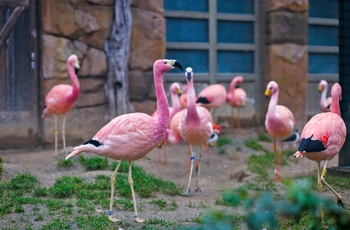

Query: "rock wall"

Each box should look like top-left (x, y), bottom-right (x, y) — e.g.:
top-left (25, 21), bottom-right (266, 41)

top-left (40, 0), bottom-right (165, 145)
top-left (265, 0), bottom-right (309, 129)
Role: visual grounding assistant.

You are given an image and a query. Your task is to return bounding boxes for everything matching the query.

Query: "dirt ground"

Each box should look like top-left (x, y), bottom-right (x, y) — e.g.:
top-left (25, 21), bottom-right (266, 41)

top-left (1, 126), bottom-right (348, 229)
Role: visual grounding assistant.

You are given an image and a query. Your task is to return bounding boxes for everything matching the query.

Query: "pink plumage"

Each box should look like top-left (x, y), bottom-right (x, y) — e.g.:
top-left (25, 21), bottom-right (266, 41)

top-left (180, 85), bottom-right (188, 109)
top-left (196, 83), bottom-right (227, 109)
top-left (65, 59), bottom-right (183, 223)
top-left (265, 81), bottom-right (295, 181)
top-left (180, 67), bottom-right (214, 195)
top-left (226, 76), bottom-right (247, 130)
top-left (167, 109), bottom-right (185, 144)
top-left (42, 54), bottom-right (80, 156)
top-left (294, 83), bottom-right (346, 206)
top-left (318, 80), bottom-right (332, 112)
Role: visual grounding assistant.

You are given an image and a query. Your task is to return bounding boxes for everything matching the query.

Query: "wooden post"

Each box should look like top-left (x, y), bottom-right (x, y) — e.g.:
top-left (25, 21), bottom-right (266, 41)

top-left (0, 6), bottom-right (25, 50)
top-left (105, 0), bottom-right (133, 119)
top-left (338, 0), bottom-right (350, 166)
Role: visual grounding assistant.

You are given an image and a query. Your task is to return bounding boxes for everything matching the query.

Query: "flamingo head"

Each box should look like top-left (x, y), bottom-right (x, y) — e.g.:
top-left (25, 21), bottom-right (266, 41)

top-left (185, 67), bottom-right (193, 82)
top-left (331, 83), bottom-right (342, 101)
top-left (154, 59), bottom-right (183, 73)
top-left (233, 76), bottom-right (244, 88)
top-left (265, 81), bottom-right (279, 99)
top-left (68, 54), bottom-right (80, 74)
top-left (170, 82), bottom-right (182, 96)
top-left (318, 80), bottom-right (328, 93)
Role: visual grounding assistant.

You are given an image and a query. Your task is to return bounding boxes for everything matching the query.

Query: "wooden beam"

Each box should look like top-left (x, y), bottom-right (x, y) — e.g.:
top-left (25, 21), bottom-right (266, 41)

top-left (0, 6), bottom-right (25, 50)
top-left (0, 0), bottom-right (29, 8)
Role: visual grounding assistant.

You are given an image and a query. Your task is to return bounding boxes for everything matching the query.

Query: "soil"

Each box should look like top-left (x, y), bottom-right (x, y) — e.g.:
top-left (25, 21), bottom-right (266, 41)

top-left (1, 126), bottom-right (348, 229)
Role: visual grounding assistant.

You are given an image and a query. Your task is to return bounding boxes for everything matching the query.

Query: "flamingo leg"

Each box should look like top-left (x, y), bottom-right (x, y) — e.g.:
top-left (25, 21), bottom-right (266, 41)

top-left (237, 108), bottom-right (241, 133)
top-left (186, 145), bottom-right (191, 177)
top-left (164, 138), bottom-right (168, 165)
top-left (108, 160), bottom-right (122, 222)
top-left (183, 144), bottom-right (195, 195)
top-left (273, 138), bottom-right (281, 182)
top-left (128, 162), bottom-right (145, 223)
top-left (62, 114), bottom-right (67, 150)
top-left (54, 115), bottom-right (58, 157)
top-left (195, 145), bottom-right (202, 192)
top-left (320, 160), bottom-right (344, 207)
top-left (316, 162), bottom-right (325, 227)
top-left (157, 142), bottom-right (162, 164)
top-left (230, 109), bottom-right (235, 132)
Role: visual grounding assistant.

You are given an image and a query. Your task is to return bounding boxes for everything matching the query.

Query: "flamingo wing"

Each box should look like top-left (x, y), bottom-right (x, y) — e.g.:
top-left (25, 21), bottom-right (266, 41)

top-left (44, 84), bottom-right (74, 115)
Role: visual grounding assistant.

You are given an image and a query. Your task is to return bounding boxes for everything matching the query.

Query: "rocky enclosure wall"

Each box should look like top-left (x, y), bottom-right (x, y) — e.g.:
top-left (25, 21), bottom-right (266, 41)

top-left (41, 0), bottom-right (165, 145)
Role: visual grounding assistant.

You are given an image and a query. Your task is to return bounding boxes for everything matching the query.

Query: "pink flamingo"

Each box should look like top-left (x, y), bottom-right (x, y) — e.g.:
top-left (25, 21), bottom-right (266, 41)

top-left (264, 81), bottom-right (295, 181)
top-left (180, 67), bottom-right (214, 195)
top-left (156, 82), bottom-right (182, 164)
top-left (294, 82), bottom-right (346, 207)
top-left (196, 83), bottom-right (227, 122)
top-left (42, 54), bottom-right (80, 157)
top-left (65, 59), bottom-right (183, 223)
top-left (226, 76), bottom-right (247, 131)
top-left (180, 84), bottom-right (188, 109)
top-left (318, 80), bottom-right (332, 112)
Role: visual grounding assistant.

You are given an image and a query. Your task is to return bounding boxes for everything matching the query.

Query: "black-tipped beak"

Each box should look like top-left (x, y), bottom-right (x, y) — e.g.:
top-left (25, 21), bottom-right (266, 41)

top-left (235, 85), bottom-right (241, 89)
top-left (186, 72), bottom-right (191, 81)
top-left (174, 61), bottom-right (184, 71)
top-left (75, 67), bottom-right (80, 75)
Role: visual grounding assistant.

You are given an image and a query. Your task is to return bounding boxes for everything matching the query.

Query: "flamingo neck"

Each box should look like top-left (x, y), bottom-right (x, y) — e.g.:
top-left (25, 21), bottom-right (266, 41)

top-left (66, 64), bottom-right (80, 102)
top-left (185, 80), bottom-right (200, 124)
top-left (153, 68), bottom-right (170, 130)
top-left (229, 80), bottom-right (236, 94)
top-left (320, 87), bottom-right (327, 108)
top-left (332, 94), bottom-right (341, 116)
top-left (268, 89), bottom-right (279, 116)
top-left (170, 90), bottom-right (181, 117)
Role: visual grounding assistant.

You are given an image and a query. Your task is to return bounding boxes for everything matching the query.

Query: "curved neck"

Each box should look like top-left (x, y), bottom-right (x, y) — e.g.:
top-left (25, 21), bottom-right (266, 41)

top-left (66, 64), bottom-right (80, 102)
top-left (153, 67), bottom-right (169, 129)
top-left (229, 80), bottom-right (236, 93)
top-left (332, 93), bottom-right (341, 116)
top-left (268, 89), bottom-right (279, 115)
top-left (171, 91), bottom-right (181, 116)
top-left (320, 87), bottom-right (327, 105)
top-left (186, 80), bottom-right (200, 123)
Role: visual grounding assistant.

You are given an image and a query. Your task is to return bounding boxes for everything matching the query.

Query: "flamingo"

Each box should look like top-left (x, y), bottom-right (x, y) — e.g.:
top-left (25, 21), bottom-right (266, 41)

top-left (42, 54), bottom-right (80, 157)
top-left (180, 67), bottom-right (214, 195)
top-left (156, 82), bottom-right (182, 164)
top-left (294, 82), bottom-right (346, 207)
top-left (196, 83), bottom-right (227, 122)
top-left (318, 80), bottom-right (332, 112)
top-left (65, 59), bottom-right (183, 223)
top-left (180, 84), bottom-right (188, 109)
top-left (264, 81), bottom-right (295, 181)
top-left (226, 76), bottom-right (247, 131)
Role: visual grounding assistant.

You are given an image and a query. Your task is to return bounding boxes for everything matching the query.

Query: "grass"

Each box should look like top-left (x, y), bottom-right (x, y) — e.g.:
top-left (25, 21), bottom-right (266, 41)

top-left (244, 139), bottom-right (268, 153)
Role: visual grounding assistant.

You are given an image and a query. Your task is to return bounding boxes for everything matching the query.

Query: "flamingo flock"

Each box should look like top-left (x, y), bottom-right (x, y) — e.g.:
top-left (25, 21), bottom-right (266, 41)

top-left (38, 52), bottom-right (346, 224)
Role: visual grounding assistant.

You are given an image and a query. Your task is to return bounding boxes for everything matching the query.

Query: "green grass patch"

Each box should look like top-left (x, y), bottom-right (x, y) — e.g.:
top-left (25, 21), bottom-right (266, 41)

top-left (79, 155), bottom-right (109, 170)
top-left (216, 137), bottom-right (231, 147)
top-left (258, 133), bottom-right (271, 142)
top-left (244, 139), bottom-right (268, 153)
top-left (57, 158), bottom-right (75, 167)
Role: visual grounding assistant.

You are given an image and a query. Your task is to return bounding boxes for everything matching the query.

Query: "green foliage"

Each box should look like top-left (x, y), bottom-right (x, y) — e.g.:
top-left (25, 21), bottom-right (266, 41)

top-left (50, 176), bottom-right (84, 198)
top-left (247, 152), bottom-right (274, 178)
top-left (0, 155), bottom-right (3, 174)
top-left (244, 139), bottom-right (268, 153)
top-left (57, 158), bottom-right (74, 167)
top-left (216, 137), bottom-right (231, 147)
top-left (79, 155), bottom-right (109, 170)
top-left (76, 214), bottom-right (114, 229)
top-left (258, 133), bottom-right (272, 142)
top-left (207, 179), bottom-right (350, 230)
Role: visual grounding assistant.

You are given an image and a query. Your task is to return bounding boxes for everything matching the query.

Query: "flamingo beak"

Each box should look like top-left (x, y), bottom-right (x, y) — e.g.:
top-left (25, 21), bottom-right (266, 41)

top-left (264, 88), bottom-right (271, 99)
top-left (173, 61), bottom-right (184, 71)
top-left (318, 85), bottom-right (323, 92)
top-left (186, 72), bottom-right (192, 81)
top-left (177, 88), bottom-right (182, 96)
top-left (74, 62), bottom-right (80, 75)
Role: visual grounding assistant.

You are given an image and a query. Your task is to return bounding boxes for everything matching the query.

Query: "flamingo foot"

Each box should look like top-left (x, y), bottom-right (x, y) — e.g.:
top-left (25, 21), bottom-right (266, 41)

top-left (273, 170), bottom-right (282, 182)
top-left (293, 152), bottom-right (303, 158)
top-left (108, 211), bottom-right (121, 222)
top-left (134, 217), bottom-right (145, 223)
top-left (182, 189), bottom-right (193, 197)
top-left (194, 187), bottom-right (202, 192)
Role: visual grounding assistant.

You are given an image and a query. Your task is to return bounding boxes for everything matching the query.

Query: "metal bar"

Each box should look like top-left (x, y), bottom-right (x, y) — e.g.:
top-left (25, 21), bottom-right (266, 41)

top-left (308, 46), bottom-right (339, 53)
top-left (308, 17), bottom-right (339, 26)
top-left (209, 0), bottom-right (217, 84)
top-left (164, 11), bottom-right (209, 19)
top-left (0, 0), bottom-right (29, 8)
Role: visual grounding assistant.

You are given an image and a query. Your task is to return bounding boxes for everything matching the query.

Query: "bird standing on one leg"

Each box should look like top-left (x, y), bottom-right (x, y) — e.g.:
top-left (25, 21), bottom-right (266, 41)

top-left (318, 80), bottom-right (332, 112)
top-left (180, 67), bottom-right (214, 195)
top-left (294, 82), bottom-right (346, 207)
top-left (264, 81), bottom-right (295, 181)
top-left (42, 54), bottom-right (80, 157)
top-left (226, 76), bottom-right (247, 131)
top-left (65, 59), bottom-right (183, 223)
